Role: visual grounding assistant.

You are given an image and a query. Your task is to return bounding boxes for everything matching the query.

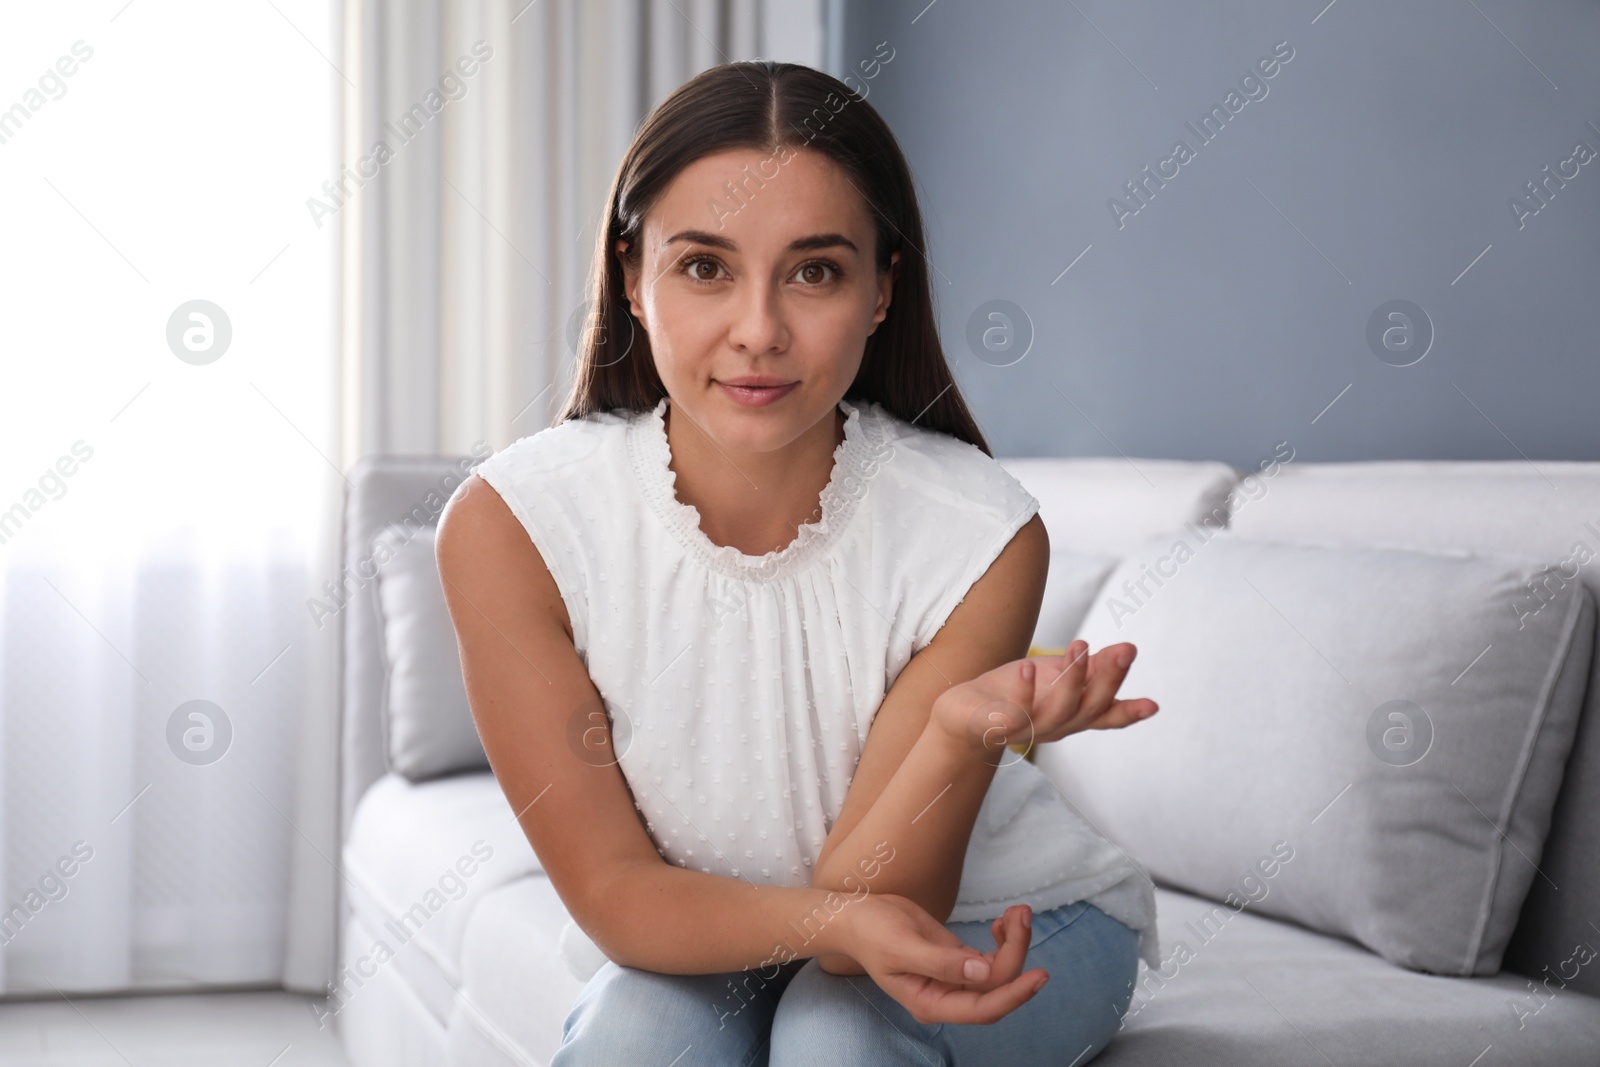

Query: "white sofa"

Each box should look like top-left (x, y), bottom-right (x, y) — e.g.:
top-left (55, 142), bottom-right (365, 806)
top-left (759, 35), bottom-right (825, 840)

top-left (333, 452), bottom-right (1600, 1066)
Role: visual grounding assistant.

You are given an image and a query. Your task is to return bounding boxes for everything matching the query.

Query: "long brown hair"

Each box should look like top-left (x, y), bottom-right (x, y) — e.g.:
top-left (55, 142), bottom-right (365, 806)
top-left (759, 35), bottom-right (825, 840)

top-left (553, 60), bottom-right (993, 455)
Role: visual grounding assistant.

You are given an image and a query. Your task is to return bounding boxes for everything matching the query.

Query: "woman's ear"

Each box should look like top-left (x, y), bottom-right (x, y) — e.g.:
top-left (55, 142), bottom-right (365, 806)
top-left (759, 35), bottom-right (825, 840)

top-left (868, 250), bottom-right (900, 335)
top-left (615, 238), bottom-right (644, 322)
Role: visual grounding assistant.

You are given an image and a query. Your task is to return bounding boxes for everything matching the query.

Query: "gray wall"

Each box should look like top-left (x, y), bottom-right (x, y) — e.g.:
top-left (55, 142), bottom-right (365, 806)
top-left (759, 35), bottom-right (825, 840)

top-left (833, 0), bottom-right (1600, 464)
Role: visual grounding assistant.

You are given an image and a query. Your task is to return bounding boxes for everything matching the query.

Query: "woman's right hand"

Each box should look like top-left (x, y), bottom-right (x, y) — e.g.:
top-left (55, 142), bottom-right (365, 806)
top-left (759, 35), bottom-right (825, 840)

top-left (835, 893), bottom-right (1049, 1025)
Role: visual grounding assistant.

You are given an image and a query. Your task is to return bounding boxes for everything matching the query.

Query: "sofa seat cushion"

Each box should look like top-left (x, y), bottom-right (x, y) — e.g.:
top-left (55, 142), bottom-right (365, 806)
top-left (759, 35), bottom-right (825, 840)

top-left (342, 772), bottom-right (544, 1025)
top-left (1101, 886), bottom-right (1600, 1067)
top-left (341, 769), bottom-right (1600, 1066)
top-left (452, 876), bottom-right (590, 1067)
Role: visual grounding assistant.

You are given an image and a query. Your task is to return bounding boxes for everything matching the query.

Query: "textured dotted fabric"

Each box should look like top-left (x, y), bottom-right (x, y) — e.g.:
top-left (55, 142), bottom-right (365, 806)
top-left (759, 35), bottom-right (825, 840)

top-left (475, 396), bottom-right (1159, 968)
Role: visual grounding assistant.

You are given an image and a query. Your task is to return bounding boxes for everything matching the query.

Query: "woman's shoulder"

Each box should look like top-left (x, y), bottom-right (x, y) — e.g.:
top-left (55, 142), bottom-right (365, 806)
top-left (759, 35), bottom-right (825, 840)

top-left (851, 399), bottom-right (1039, 526)
top-left (473, 407), bottom-right (636, 490)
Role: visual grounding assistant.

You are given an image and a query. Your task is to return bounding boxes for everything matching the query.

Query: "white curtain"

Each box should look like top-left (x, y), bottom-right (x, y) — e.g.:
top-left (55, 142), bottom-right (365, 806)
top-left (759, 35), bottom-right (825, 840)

top-left (0, 2), bottom-right (342, 994)
top-left (0, 0), bottom-right (822, 1003)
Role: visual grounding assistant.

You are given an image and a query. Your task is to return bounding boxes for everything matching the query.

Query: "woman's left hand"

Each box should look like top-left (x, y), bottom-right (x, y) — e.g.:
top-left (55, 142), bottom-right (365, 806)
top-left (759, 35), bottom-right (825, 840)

top-left (930, 641), bottom-right (1159, 760)
top-left (817, 905), bottom-right (1035, 987)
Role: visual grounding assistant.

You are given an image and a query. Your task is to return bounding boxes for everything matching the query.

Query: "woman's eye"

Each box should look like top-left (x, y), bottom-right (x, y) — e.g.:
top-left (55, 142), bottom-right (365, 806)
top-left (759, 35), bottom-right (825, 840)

top-left (677, 255), bottom-right (840, 286)
top-left (795, 261), bottom-right (840, 285)
top-left (681, 256), bottom-right (722, 282)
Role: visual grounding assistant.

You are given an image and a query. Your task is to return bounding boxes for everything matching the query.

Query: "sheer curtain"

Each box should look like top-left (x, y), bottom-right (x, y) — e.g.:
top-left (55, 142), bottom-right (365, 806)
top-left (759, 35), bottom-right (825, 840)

top-left (0, 2), bottom-right (342, 994)
top-left (0, 0), bottom-right (823, 1003)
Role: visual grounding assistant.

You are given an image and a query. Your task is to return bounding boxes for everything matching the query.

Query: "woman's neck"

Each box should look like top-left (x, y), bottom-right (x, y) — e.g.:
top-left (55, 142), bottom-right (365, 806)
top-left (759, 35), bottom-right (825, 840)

top-left (663, 400), bottom-right (846, 557)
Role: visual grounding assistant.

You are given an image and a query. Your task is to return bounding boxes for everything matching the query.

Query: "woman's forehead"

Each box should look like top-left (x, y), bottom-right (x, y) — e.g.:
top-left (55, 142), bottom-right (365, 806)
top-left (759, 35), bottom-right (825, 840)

top-left (645, 148), bottom-right (871, 251)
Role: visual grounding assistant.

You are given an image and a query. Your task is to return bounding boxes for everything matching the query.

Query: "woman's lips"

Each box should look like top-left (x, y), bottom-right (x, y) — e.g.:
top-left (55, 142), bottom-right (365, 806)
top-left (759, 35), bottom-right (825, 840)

top-left (715, 381), bottom-right (798, 407)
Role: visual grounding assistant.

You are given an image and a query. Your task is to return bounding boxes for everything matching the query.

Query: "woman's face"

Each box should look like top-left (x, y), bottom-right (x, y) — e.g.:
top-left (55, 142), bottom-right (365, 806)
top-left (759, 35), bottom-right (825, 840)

top-left (618, 146), bottom-right (899, 454)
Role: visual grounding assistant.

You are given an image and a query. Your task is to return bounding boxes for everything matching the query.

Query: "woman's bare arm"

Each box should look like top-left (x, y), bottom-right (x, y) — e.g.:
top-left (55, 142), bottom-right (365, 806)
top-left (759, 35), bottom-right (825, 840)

top-left (808, 514), bottom-right (1050, 928)
top-left (436, 474), bottom-right (864, 974)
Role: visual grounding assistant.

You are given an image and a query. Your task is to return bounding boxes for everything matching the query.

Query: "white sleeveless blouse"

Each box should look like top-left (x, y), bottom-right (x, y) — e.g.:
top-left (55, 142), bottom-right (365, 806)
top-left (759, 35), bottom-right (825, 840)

top-left (475, 396), bottom-right (1159, 972)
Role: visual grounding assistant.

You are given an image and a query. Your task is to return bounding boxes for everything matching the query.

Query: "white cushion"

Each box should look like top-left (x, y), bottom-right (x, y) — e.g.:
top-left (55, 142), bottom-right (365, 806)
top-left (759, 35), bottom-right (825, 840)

top-left (1036, 532), bottom-right (1595, 976)
top-left (1218, 458), bottom-right (1600, 995)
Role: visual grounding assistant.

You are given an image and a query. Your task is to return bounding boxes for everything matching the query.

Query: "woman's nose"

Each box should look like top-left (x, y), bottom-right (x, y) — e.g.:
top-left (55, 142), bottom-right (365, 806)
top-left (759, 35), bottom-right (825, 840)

top-left (727, 280), bottom-right (787, 353)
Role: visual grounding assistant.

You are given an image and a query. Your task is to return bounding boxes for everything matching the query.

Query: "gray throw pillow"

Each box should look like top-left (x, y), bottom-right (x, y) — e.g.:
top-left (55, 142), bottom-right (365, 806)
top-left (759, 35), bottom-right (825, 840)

top-left (372, 524), bottom-right (489, 781)
top-left (1034, 532), bottom-right (1595, 976)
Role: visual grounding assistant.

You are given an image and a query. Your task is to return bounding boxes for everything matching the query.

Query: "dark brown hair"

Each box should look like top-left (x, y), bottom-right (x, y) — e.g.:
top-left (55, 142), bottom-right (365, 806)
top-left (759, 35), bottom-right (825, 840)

top-left (552, 60), bottom-right (992, 455)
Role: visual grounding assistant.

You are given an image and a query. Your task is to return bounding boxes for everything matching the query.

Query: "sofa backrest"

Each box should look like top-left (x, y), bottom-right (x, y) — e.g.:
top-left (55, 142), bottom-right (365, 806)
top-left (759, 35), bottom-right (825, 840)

top-left (997, 456), bottom-right (1243, 557)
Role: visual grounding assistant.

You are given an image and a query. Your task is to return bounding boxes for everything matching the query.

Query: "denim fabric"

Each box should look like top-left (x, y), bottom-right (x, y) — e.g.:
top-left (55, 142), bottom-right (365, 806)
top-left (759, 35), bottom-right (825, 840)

top-left (550, 899), bottom-right (1140, 1066)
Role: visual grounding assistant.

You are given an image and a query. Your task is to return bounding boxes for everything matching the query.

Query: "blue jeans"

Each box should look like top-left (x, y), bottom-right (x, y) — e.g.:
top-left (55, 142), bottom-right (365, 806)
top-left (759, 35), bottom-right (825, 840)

top-left (550, 899), bottom-right (1140, 1066)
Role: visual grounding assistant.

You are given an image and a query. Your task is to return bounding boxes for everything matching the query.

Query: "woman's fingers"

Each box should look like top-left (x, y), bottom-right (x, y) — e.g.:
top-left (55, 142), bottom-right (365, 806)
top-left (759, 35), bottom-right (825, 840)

top-left (1076, 643), bottom-right (1135, 719)
top-left (906, 967), bottom-right (1050, 1026)
top-left (896, 905), bottom-right (1028, 992)
top-left (954, 643), bottom-right (1156, 750)
top-left (966, 906), bottom-right (1029, 992)
top-left (1024, 642), bottom-right (1164, 740)
top-left (896, 936), bottom-right (999, 988)
top-left (988, 906), bottom-right (1032, 984)
top-left (873, 901), bottom-right (1050, 1026)
top-left (1002, 660), bottom-right (1038, 753)
top-left (1052, 642), bottom-right (1089, 693)
top-left (1091, 696), bottom-right (1160, 730)
top-left (1033, 642), bottom-right (1090, 733)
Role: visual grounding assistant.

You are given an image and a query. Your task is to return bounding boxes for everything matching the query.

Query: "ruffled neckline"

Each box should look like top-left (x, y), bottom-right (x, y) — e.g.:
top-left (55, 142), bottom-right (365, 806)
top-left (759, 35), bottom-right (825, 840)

top-left (626, 394), bottom-right (891, 582)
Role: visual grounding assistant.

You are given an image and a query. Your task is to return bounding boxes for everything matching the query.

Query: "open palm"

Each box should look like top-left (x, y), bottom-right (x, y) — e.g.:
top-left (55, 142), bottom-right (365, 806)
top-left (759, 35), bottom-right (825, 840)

top-left (932, 640), bottom-right (1159, 757)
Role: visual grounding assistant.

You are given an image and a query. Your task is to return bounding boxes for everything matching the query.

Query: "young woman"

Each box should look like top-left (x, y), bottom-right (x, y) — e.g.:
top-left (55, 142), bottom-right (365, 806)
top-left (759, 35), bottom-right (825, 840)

top-left (437, 60), bottom-right (1162, 1066)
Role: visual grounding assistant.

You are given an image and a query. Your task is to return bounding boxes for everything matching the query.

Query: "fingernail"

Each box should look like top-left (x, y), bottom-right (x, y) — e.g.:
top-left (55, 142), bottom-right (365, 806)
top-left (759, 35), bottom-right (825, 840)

top-left (1034, 974), bottom-right (1049, 993)
top-left (964, 958), bottom-right (989, 981)
top-left (1118, 651), bottom-right (1132, 669)
top-left (1022, 908), bottom-right (1031, 930)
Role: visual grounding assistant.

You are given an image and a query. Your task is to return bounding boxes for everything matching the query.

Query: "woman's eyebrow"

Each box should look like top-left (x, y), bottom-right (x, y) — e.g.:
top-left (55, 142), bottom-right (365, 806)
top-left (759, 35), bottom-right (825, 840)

top-left (663, 229), bottom-right (859, 255)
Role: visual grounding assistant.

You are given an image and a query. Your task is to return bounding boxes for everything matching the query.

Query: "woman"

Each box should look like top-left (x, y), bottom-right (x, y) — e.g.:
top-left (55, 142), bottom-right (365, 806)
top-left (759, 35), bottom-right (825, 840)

top-left (437, 60), bottom-right (1162, 1066)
